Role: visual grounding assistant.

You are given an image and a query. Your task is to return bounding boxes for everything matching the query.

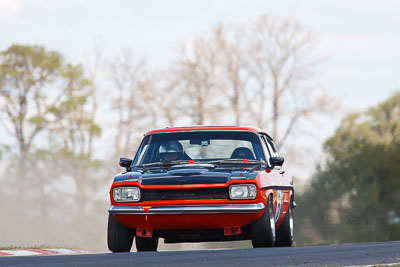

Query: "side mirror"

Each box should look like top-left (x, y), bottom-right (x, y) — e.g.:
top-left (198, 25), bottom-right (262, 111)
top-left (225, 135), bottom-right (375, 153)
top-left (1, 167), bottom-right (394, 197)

top-left (119, 157), bottom-right (132, 169)
top-left (270, 156), bottom-right (284, 166)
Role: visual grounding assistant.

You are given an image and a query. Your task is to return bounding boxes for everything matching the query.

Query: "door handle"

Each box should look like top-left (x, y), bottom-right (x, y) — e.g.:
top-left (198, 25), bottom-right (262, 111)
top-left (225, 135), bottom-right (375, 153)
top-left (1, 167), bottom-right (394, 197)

top-left (279, 170), bottom-right (285, 175)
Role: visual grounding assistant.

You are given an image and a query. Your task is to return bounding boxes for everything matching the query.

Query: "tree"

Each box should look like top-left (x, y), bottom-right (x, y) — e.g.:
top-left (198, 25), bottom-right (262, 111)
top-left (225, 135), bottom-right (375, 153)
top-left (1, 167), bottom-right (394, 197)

top-left (108, 49), bottom-right (153, 160)
top-left (212, 24), bottom-right (249, 125)
top-left (148, 70), bottom-right (182, 127)
top-left (247, 16), bottom-right (333, 147)
top-left (169, 16), bottom-right (334, 148)
top-left (324, 91), bottom-right (400, 159)
top-left (82, 42), bottom-right (104, 157)
top-left (0, 45), bottom-right (62, 164)
top-left (0, 45), bottom-right (100, 165)
top-left (0, 44), bottom-right (105, 246)
top-left (296, 91), bottom-right (400, 245)
top-left (170, 32), bottom-right (225, 125)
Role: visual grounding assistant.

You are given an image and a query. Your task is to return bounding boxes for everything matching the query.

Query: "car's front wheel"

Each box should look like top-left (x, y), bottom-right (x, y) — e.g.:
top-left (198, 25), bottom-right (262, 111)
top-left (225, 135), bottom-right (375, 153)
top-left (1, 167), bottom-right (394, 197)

top-left (107, 214), bottom-right (134, 252)
top-left (251, 194), bottom-right (276, 247)
top-left (135, 236), bottom-right (159, 252)
top-left (275, 199), bottom-right (294, 246)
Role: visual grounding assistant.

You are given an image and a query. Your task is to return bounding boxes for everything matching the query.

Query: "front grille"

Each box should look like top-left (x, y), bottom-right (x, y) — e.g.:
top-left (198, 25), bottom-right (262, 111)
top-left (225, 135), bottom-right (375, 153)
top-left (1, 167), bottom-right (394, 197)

top-left (141, 188), bottom-right (229, 201)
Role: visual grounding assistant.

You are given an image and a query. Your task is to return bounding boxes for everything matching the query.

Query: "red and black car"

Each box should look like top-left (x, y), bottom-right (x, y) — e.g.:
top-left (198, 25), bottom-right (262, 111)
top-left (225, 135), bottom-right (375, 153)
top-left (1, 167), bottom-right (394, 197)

top-left (107, 126), bottom-right (294, 252)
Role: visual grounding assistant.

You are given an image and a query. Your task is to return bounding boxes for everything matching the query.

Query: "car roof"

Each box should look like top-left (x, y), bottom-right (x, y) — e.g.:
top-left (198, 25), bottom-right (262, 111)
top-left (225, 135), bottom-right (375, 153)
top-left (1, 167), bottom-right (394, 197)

top-left (145, 126), bottom-right (264, 136)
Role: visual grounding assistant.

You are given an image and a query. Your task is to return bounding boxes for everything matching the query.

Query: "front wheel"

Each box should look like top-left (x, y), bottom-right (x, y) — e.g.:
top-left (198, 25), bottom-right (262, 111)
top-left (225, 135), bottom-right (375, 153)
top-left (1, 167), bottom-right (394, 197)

top-left (251, 194), bottom-right (276, 247)
top-left (275, 199), bottom-right (294, 246)
top-left (107, 214), bottom-right (134, 252)
top-left (135, 236), bottom-right (159, 252)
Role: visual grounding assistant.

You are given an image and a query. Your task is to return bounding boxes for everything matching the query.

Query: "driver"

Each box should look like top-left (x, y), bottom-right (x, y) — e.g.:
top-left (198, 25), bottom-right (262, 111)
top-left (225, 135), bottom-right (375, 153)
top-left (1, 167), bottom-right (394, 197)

top-left (159, 141), bottom-right (184, 161)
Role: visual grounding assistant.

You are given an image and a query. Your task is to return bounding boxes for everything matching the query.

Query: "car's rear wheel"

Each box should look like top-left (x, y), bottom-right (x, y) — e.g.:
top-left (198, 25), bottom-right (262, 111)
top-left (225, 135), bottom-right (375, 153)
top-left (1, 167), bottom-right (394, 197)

top-left (135, 236), bottom-right (159, 252)
top-left (107, 214), bottom-right (134, 252)
top-left (275, 199), bottom-right (294, 247)
top-left (251, 194), bottom-right (276, 247)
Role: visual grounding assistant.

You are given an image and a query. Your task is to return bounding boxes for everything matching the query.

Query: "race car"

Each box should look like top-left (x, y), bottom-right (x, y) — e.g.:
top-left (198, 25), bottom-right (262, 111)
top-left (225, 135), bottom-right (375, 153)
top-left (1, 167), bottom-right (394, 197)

top-left (107, 126), bottom-right (294, 252)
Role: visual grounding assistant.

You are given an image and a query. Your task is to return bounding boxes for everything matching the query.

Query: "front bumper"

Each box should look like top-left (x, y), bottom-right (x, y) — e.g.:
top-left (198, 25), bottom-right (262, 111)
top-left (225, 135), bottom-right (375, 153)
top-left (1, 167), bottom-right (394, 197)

top-left (108, 202), bottom-right (265, 215)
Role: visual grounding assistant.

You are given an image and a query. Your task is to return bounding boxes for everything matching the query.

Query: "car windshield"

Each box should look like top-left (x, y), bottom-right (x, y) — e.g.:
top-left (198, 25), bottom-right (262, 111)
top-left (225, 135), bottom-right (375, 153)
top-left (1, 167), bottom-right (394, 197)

top-left (133, 131), bottom-right (266, 165)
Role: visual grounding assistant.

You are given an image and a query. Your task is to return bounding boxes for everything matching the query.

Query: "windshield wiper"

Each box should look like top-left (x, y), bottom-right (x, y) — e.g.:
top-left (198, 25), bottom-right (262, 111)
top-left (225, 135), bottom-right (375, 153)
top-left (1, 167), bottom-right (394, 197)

top-left (208, 159), bottom-right (268, 168)
top-left (135, 160), bottom-right (190, 169)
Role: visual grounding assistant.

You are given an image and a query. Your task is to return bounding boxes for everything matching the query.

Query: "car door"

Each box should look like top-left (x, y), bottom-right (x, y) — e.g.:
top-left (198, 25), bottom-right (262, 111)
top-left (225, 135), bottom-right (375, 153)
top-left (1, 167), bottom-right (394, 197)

top-left (260, 134), bottom-right (291, 224)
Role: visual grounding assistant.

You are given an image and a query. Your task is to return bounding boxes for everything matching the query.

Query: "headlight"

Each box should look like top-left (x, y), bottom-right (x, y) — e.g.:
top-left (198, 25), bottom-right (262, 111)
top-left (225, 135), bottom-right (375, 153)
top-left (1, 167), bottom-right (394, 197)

top-left (229, 184), bottom-right (257, 200)
top-left (113, 187), bottom-right (141, 202)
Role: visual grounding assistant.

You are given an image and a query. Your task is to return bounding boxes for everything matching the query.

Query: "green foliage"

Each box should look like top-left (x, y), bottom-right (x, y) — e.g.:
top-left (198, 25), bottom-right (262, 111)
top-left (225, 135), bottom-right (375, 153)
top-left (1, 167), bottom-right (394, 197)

top-left (28, 115), bottom-right (48, 125)
top-left (324, 91), bottom-right (400, 159)
top-left (0, 44), bottom-right (100, 158)
top-left (89, 123), bottom-right (102, 137)
top-left (0, 44), bottom-right (62, 83)
top-left (0, 45), bottom-right (63, 132)
top-left (296, 91), bottom-right (400, 245)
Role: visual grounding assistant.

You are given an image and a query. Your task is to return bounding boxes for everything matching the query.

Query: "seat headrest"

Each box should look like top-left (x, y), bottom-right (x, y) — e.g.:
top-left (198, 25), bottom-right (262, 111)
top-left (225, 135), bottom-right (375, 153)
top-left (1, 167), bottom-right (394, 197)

top-left (230, 147), bottom-right (255, 160)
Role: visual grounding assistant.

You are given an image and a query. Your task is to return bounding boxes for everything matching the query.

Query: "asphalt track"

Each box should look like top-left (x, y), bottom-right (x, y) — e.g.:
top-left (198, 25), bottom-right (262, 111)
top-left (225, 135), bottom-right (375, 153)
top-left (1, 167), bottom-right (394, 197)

top-left (1, 241), bottom-right (399, 266)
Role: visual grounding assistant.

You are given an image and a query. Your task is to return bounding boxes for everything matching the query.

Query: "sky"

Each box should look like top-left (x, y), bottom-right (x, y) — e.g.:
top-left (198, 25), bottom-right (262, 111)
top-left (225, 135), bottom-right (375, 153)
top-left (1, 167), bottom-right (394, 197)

top-left (1, 0), bottom-right (399, 110)
top-left (1, 0), bottom-right (400, 179)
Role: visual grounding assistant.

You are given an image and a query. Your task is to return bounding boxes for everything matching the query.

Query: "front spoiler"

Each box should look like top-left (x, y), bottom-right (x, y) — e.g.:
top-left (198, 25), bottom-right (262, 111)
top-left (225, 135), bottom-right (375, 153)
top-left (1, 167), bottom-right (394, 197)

top-left (108, 202), bottom-right (265, 215)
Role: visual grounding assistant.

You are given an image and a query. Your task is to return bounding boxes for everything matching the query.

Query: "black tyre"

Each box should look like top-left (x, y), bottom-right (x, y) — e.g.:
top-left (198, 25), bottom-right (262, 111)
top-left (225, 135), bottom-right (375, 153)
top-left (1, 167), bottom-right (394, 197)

top-left (275, 199), bottom-right (294, 247)
top-left (135, 236), bottom-right (159, 252)
top-left (251, 194), bottom-right (276, 247)
top-left (107, 214), bottom-right (134, 252)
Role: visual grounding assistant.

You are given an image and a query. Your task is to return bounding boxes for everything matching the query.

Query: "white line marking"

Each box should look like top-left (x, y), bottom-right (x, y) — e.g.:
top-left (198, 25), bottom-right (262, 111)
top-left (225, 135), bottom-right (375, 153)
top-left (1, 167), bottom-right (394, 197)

top-left (345, 262), bottom-right (400, 267)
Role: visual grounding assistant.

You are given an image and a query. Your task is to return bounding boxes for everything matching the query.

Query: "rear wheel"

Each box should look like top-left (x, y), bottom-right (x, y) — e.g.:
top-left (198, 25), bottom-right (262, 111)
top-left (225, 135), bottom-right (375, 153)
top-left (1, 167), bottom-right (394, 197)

top-left (251, 195), bottom-right (276, 247)
top-left (135, 236), bottom-right (159, 252)
top-left (275, 199), bottom-right (294, 247)
top-left (107, 214), bottom-right (134, 252)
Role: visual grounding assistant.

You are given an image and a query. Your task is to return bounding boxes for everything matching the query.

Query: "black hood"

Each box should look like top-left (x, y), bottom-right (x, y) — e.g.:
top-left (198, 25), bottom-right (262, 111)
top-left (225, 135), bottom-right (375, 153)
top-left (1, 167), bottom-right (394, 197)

top-left (113, 164), bottom-right (258, 185)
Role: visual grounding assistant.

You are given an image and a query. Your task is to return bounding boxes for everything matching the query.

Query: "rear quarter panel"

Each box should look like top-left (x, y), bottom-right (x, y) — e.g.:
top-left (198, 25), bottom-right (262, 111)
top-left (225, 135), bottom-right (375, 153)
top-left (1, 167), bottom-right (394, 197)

top-left (256, 164), bottom-right (293, 229)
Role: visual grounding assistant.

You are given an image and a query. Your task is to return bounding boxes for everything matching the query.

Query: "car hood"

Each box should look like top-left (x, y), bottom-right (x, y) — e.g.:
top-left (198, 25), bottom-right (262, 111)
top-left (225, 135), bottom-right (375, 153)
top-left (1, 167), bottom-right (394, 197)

top-left (113, 164), bottom-right (258, 185)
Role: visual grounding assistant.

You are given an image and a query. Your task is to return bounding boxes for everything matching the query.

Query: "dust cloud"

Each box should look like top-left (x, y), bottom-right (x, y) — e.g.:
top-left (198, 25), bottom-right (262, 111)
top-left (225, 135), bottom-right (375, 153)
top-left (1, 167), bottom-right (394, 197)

top-left (0, 159), bottom-right (249, 251)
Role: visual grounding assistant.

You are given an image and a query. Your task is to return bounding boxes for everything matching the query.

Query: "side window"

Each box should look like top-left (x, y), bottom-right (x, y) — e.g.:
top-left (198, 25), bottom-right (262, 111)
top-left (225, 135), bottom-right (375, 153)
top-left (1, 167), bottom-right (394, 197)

top-left (135, 144), bottom-right (149, 164)
top-left (266, 138), bottom-right (280, 157)
top-left (132, 135), bottom-right (152, 165)
top-left (259, 135), bottom-right (272, 166)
